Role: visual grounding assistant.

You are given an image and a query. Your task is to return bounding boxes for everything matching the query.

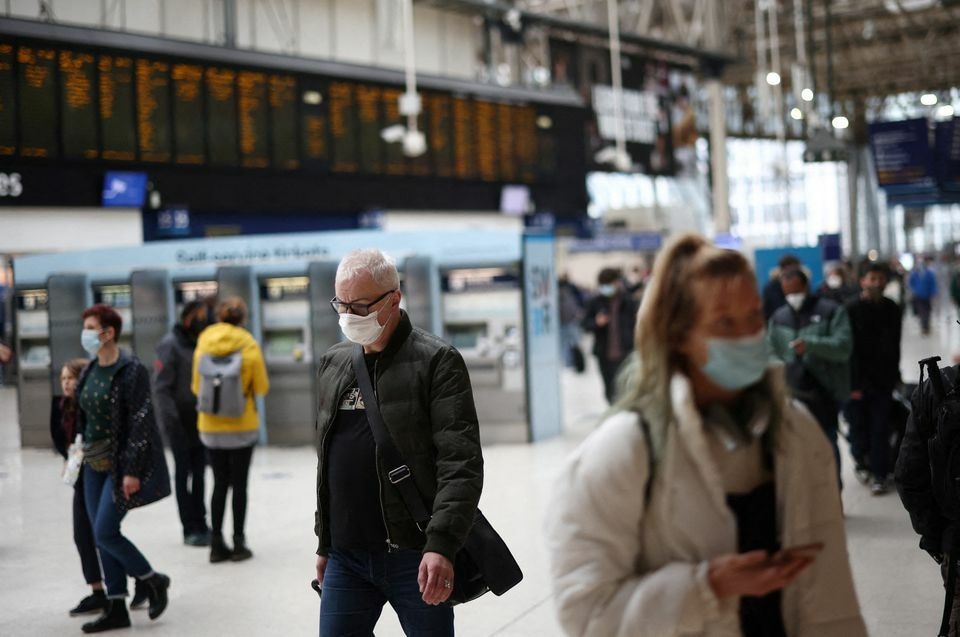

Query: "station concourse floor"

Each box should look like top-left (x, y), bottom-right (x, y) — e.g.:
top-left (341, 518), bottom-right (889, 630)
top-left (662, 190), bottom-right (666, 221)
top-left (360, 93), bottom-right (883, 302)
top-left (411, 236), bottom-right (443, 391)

top-left (2, 308), bottom-right (959, 636)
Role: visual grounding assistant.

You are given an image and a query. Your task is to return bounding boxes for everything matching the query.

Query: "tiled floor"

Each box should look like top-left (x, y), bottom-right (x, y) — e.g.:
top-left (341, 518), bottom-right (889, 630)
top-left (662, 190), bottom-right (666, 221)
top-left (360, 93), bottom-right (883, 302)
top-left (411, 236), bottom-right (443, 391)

top-left (0, 304), bottom-right (958, 636)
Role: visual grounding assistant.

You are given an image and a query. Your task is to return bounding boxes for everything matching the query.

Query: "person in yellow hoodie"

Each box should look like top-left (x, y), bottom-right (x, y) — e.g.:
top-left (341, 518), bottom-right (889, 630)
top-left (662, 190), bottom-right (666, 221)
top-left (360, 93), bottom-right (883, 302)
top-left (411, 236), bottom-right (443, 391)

top-left (191, 297), bottom-right (269, 563)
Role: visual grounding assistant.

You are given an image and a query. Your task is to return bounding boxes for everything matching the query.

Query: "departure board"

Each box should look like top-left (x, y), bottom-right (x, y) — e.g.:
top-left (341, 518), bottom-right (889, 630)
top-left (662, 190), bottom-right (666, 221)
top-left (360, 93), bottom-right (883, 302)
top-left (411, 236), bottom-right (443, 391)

top-left (300, 78), bottom-right (329, 170)
top-left (475, 100), bottom-right (498, 182)
top-left (452, 96), bottom-right (476, 179)
top-left (329, 81), bottom-right (358, 172)
top-left (99, 55), bottom-right (136, 161)
top-left (0, 36), bottom-right (571, 187)
top-left (381, 87), bottom-right (406, 176)
top-left (59, 51), bottom-right (98, 158)
top-left (356, 84), bottom-right (382, 174)
top-left (206, 67), bottom-right (239, 166)
top-left (515, 105), bottom-right (538, 183)
top-left (0, 44), bottom-right (15, 156)
top-left (18, 45), bottom-right (58, 158)
top-left (172, 63), bottom-right (204, 165)
top-left (497, 103), bottom-right (517, 182)
top-left (426, 93), bottom-right (453, 178)
top-left (238, 71), bottom-right (269, 168)
top-left (136, 59), bottom-right (172, 162)
top-left (269, 74), bottom-right (299, 170)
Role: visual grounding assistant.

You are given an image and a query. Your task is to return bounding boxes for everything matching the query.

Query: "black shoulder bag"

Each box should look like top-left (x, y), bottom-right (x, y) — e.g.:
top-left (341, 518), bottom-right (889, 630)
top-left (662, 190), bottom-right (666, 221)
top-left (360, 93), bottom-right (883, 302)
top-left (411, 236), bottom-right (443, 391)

top-left (351, 346), bottom-right (523, 606)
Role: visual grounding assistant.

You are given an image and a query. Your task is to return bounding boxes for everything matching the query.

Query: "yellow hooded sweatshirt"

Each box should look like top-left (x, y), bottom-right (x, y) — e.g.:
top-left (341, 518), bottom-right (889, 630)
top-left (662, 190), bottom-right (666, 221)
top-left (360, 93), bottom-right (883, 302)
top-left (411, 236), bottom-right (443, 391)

top-left (191, 322), bottom-right (270, 434)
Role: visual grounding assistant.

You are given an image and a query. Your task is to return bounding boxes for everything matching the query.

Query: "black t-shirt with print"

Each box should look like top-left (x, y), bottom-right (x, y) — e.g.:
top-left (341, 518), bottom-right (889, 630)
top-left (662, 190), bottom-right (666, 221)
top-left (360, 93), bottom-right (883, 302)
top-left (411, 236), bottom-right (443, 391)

top-left (328, 353), bottom-right (389, 551)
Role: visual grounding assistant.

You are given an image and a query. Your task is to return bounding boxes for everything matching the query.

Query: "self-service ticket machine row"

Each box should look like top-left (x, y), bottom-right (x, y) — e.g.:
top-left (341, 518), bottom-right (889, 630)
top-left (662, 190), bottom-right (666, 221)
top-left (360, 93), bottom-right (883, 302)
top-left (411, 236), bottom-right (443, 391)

top-left (15, 258), bottom-right (530, 447)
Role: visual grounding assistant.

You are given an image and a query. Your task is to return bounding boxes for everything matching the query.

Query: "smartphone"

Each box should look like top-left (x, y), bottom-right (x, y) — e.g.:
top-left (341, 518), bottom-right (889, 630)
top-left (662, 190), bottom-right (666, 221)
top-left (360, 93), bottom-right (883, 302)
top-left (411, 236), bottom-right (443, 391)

top-left (311, 579), bottom-right (322, 598)
top-left (770, 542), bottom-right (824, 564)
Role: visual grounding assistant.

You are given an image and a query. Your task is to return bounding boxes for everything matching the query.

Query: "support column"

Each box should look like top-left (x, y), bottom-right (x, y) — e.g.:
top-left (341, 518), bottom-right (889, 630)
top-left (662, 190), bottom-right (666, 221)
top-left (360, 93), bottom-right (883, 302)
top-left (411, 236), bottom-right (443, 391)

top-left (846, 145), bottom-right (860, 259)
top-left (707, 78), bottom-right (730, 234)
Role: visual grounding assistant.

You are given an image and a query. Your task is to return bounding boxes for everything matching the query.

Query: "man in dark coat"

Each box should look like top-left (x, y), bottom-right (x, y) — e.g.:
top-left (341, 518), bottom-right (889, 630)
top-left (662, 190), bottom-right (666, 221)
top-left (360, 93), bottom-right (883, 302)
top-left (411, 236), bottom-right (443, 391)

top-left (314, 249), bottom-right (482, 636)
top-left (762, 254), bottom-right (801, 321)
top-left (154, 300), bottom-right (212, 546)
top-left (581, 267), bottom-right (639, 404)
top-left (846, 262), bottom-right (902, 495)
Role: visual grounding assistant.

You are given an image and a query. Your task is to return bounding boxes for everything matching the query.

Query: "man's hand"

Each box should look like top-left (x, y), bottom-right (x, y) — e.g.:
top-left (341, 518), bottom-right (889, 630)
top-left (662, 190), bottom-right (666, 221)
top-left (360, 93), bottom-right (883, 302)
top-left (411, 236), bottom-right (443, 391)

top-left (316, 555), bottom-right (328, 587)
top-left (850, 390), bottom-right (863, 400)
top-left (594, 312), bottom-right (610, 327)
top-left (418, 551), bottom-right (454, 605)
top-left (121, 475), bottom-right (140, 500)
top-left (789, 339), bottom-right (807, 356)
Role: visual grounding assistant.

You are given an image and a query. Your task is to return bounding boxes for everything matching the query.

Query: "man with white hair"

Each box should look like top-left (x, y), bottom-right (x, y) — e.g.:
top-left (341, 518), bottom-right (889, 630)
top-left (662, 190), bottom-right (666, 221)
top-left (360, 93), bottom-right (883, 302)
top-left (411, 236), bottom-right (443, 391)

top-left (313, 248), bottom-right (483, 635)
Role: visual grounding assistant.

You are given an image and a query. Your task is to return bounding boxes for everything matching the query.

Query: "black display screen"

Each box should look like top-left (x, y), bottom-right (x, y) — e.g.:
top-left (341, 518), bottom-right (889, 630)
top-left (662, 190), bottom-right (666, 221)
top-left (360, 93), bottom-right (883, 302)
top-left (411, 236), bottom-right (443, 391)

top-left (18, 45), bottom-right (58, 158)
top-left (269, 74), bottom-right (299, 170)
top-left (452, 96), bottom-right (476, 180)
top-left (172, 63), bottom-right (205, 165)
top-left (427, 93), bottom-right (453, 178)
top-left (59, 50), bottom-right (98, 159)
top-left (136, 58), bottom-right (172, 162)
top-left (206, 67), bottom-right (239, 167)
top-left (356, 84), bottom-right (382, 174)
top-left (329, 81), bottom-right (358, 173)
top-left (99, 54), bottom-right (136, 161)
top-left (381, 87), bottom-right (406, 176)
top-left (300, 77), bottom-right (329, 171)
top-left (0, 43), bottom-right (16, 156)
top-left (238, 70), bottom-right (269, 168)
top-left (475, 100), bottom-right (498, 182)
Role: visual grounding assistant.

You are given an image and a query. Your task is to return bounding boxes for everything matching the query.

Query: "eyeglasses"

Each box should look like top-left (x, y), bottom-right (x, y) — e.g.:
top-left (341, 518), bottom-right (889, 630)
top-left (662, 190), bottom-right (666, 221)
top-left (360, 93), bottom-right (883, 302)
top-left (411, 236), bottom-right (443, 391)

top-left (329, 289), bottom-right (396, 317)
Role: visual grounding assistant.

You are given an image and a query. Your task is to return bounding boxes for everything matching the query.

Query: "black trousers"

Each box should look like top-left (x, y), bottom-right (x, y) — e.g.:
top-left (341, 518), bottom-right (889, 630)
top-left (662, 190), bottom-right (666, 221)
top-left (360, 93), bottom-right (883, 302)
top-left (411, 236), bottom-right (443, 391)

top-left (170, 437), bottom-right (208, 536)
top-left (73, 470), bottom-right (102, 585)
top-left (597, 356), bottom-right (627, 405)
top-left (797, 395), bottom-right (841, 489)
top-left (206, 445), bottom-right (254, 538)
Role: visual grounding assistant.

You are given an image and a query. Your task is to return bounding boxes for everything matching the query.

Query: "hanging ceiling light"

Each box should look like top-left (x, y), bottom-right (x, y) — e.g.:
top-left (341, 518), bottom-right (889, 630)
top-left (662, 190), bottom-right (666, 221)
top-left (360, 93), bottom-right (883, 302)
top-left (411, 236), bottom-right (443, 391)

top-left (801, 88), bottom-right (814, 102)
top-left (790, 108), bottom-right (803, 120)
top-left (766, 71), bottom-right (781, 86)
top-left (937, 104), bottom-right (955, 119)
top-left (832, 115), bottom-right (849, 129)
top-left (921, 93), bottom-right (938, 106)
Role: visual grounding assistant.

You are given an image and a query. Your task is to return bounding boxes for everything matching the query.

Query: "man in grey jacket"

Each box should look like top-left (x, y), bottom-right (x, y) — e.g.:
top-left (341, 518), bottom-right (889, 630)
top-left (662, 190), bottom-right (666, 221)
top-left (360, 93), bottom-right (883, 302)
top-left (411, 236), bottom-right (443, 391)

top-left (314, 249), bottom-right (483, 636)
top-left (154, 300), bottom-right (213, 546)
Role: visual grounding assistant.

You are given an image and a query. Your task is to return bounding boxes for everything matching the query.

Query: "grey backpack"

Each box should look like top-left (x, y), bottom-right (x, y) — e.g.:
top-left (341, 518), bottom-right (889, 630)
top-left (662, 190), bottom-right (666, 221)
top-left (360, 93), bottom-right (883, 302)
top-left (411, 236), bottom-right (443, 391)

top-left (197, 351), bottom-right (246, 417)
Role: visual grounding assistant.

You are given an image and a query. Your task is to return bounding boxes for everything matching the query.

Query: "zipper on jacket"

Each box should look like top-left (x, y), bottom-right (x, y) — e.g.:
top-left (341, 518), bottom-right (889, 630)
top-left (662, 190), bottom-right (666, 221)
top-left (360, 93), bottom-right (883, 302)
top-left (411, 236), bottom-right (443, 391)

top-left (371, 357), bottom-right (398, 552)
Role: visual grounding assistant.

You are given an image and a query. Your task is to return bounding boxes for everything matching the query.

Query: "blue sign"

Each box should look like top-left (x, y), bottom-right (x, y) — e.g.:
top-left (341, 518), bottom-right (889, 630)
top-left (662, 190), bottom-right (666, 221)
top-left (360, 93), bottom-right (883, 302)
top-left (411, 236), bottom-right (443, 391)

top-left (868, 117), bottom-right (938, 206)
top-left (522, 232), bottom-right (562, 442)
top-left (568, 232), bottom-right (663, 253)
top-left (156, 207), bottom-right (191, 237)
top-left (102, 171), bottom-right (148, 207)
top-left (936, 118), bottom-right (960, 192)
top-left (818, 233), bottom-right (842, 262)
top-left (754, 246), bottom-right (824, 292)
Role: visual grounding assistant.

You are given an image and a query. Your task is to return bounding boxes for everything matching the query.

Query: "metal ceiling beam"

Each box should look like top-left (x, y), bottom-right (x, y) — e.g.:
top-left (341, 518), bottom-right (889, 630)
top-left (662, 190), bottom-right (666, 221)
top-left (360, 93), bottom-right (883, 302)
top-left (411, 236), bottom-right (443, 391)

top-left (417, 0), bottom-right (737, 71)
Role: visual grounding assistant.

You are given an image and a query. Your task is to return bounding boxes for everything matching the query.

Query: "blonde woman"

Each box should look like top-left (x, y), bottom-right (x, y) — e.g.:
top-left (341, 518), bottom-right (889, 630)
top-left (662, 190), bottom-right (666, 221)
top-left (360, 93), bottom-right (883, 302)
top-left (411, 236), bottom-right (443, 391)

top-left (545, 234), bottom-right (865, 637)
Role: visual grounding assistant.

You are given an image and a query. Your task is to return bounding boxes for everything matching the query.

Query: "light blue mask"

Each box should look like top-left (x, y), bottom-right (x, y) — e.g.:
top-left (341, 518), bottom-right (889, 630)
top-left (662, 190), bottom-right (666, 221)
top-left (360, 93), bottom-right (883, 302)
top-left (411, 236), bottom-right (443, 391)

top-left (701, 331), bottom-right (769, 391)
top-left (598, 284), bottom-right (617, 297)
top-left (81, 329), bottom-right (103, 356)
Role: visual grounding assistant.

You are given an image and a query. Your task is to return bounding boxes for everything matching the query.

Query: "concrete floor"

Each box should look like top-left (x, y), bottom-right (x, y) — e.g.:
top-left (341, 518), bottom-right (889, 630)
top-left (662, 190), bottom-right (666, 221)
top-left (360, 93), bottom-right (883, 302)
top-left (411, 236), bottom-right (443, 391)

top-left (0, 305), bottom-right (958, 636)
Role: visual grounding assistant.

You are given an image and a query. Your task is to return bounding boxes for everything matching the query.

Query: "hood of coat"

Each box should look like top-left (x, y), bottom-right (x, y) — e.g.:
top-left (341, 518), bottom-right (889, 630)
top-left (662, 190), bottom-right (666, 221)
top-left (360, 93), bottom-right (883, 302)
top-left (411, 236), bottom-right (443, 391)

top-left (197, 323), bottom-right (255, 357)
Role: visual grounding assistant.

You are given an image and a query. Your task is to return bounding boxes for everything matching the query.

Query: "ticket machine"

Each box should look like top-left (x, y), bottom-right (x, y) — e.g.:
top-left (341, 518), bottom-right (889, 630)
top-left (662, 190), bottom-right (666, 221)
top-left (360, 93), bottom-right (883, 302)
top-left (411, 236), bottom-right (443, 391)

top-left (14, 287), bottom-right (51, 446)
top-left (259, 275), bottom-right (313, 444)
top-left (440, 266), bottom-right (526, 443)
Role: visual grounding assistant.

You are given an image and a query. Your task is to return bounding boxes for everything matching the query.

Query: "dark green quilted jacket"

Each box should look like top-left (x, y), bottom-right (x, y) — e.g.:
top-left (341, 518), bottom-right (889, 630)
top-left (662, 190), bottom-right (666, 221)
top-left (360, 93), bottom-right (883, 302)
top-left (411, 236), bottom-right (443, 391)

top-left (314, 311), bottom-right (483, 562)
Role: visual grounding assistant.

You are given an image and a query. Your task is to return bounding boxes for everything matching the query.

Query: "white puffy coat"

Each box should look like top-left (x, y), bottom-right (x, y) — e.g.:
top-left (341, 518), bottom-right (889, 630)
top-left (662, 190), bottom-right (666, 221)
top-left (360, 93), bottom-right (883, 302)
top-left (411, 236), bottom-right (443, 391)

top-left (545, 371), bottom-right (867, 637)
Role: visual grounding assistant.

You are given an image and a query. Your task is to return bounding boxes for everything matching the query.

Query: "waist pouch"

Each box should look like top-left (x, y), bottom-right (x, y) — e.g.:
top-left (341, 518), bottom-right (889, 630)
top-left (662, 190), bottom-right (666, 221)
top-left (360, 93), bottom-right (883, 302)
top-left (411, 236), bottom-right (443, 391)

top-left (82, 438), bottom-right (113, 472)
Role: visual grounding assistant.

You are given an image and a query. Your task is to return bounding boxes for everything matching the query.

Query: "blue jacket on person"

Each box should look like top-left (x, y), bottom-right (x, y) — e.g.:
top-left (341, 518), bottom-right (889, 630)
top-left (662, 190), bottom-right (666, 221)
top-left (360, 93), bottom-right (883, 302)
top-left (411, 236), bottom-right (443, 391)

top-left (908, 267), bottom-right (938, 300)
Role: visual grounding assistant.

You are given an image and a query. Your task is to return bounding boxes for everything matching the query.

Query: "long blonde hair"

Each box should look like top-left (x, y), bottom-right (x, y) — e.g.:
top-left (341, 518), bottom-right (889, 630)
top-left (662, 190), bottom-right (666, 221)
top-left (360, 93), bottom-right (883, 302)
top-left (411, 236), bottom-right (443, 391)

top-left (614, 233), bottom-right (782, 457)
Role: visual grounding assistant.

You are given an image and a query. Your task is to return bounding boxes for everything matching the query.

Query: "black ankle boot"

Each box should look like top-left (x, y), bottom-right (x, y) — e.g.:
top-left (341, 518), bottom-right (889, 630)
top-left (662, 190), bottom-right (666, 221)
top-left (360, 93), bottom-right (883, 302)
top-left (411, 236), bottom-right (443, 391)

top-left (142, 572), bottom-right (170, 620)
top-left (69, 589), bottom-right (107, 616)
top-left (81, 599), bottom-right (130, 633)
top-left (230, 534), bottom-right (253, 562)
top-left (129, 578), bottom-right (148, 610)
top-left (210, 534), bottom-right (231, 563)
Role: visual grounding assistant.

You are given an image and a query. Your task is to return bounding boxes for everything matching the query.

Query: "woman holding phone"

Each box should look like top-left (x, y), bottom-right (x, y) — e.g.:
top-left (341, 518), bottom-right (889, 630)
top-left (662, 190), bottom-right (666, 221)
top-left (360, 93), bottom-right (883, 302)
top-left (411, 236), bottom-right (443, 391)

top-left (545, 234), bottom-right (866, 636)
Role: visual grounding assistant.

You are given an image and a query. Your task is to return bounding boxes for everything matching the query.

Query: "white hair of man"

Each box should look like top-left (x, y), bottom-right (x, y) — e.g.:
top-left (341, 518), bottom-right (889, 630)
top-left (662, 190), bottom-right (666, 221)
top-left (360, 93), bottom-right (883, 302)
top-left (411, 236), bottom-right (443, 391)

top-left (336, 248), bottom-right (400, 290)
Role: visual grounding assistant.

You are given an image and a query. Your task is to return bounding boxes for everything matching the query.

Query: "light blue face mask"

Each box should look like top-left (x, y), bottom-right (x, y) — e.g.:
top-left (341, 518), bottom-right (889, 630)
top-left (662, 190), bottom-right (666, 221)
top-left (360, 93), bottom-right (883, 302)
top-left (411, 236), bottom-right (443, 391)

top-left (598, 284), bottom-right (617, 297)
top-left (701, 330), bottom-right (769, 391)
top-left (81, 329), bottom-right (103, 356)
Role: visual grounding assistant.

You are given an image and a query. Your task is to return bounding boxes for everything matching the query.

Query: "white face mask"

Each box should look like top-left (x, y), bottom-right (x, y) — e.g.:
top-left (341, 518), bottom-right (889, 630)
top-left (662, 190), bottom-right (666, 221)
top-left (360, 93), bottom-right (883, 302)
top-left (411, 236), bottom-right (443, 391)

top-left (338, 297), bottom-right (395, 345)
top-left (785, 293), bottom-right (806, 311)
top-left (826, 275), bottom-right (843, 289)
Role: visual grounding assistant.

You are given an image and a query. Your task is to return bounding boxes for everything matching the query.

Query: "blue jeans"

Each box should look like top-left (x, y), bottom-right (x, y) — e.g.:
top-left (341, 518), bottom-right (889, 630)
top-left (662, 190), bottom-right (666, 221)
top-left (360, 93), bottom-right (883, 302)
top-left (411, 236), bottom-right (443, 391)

top-left (318, 548), bottom-right (454, 637)
top-left (83, 466), bottom-right (152, 598)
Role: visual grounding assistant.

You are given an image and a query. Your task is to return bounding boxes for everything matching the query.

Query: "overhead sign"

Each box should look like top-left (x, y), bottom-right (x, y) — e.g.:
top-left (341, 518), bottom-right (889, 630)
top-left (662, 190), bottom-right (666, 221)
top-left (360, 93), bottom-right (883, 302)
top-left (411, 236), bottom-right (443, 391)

top-left (102, 170), bottom-right (147, 207)
top-left (868, 118), bottom-right (936, 190)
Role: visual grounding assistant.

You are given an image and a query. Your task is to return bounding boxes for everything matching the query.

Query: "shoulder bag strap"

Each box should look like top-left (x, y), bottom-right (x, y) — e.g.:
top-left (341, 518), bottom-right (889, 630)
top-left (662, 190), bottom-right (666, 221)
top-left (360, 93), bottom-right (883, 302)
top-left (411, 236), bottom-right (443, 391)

top-left (639, 416), bottom-right (655, 508)
top-left (351, 345), bottom-right (432, 528)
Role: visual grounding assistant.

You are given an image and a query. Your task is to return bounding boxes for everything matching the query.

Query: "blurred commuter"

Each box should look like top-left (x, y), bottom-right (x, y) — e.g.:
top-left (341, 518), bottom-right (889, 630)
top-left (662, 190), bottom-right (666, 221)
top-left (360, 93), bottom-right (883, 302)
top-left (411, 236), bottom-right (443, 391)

top-left (314, 249), bottom-right (482, 635)
top-left (76, 304), bottom-right (171, 633)
top-left (817, 263), bottom-right (860, 305)
top-left (545, 234), bottom-right (865, 637)
top-left (581, 268), bottom-right (638, 404)
top-left (768, 269), bottom-right (852, 485)
top-left (155, 300), bottom-right (213, 547)
top-left (51, 357), bottom-right (107, 618)
top-left (909, 256), bottom-right (939, 336)
top-left (192, 297), bottom-right (269, 563)
top-left (846, 263), bottom-right (903, 495)
top-left (951, 264), bottom-right (960, 319)
top-left (558, 273), bottom-right (585, 371)
top-left (762, 254), bottom-right (801, 321)
top-left (0, 337), bottom-right (11, 386)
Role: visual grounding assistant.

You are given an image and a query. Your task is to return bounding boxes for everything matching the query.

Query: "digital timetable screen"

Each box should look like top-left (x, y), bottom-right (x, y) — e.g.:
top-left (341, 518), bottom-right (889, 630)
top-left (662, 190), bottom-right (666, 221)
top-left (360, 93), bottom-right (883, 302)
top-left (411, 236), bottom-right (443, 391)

top-left (0, 37), bottom-right (561, 184)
